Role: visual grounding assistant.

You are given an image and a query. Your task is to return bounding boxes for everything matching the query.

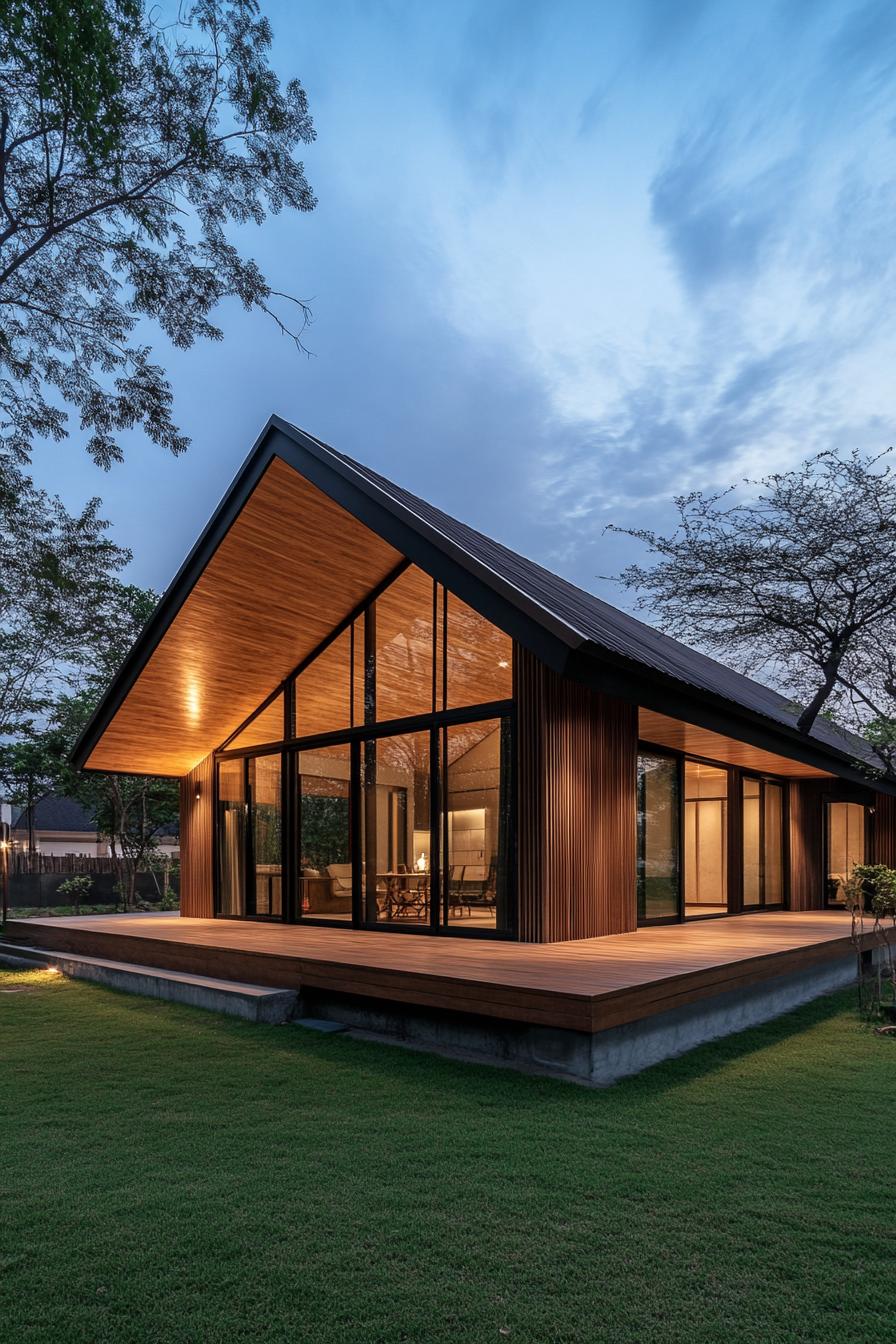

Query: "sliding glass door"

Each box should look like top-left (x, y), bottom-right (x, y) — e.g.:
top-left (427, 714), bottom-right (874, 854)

top-left (742, 777), bottom-right (784, 909)
top-left (637, 751), bottom-right (681, 921)
top-left (684, 761), bottom-right (729, 918)
top-left (826, 801), bottom-right (868, 906)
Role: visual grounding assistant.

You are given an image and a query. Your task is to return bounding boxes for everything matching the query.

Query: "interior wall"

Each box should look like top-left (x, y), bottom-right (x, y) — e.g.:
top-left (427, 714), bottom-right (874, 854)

top-left (180, 753), bottom-right (215, 917)
top-left (516, 647), bottom-right (638, 942)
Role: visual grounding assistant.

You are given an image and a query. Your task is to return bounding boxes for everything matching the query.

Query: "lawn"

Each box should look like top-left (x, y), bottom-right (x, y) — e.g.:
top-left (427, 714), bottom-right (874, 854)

top-left (1, 969), bottom-right (892, 1344)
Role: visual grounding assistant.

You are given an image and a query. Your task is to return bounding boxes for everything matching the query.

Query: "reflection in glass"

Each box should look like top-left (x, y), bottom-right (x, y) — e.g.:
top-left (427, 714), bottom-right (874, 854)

top-left (249, 753), bottom-right (282, 916)
top-left (375, 567), bottom-right (434, 722)
top-left (445, 592), bottom-right (512, 710)
top-left (296, 625), bottom-right (357, 739)
top-left (217, 758), bottom-right (246, 915)
top-left (684, 761), bottom-right (728, 916)
top-left (444, 719), bottom-right (510, 930)
top-left (228, 693), bottom-right (284, 750)
top-left (827, 801), bottom-right (867, 905)
top-left (298, 745), bottom-right (352, 920)
top-left (361, 732), bottom-right (431, 924)
top-left (637, 752), bottom-right (680, 921)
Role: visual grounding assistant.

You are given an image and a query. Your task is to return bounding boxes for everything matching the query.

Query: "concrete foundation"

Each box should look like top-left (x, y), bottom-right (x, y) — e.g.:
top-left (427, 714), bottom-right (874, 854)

top-left (300, 951), bottom-right (867, 1085)
top-left (0, 943), bottom-right (298, 1024)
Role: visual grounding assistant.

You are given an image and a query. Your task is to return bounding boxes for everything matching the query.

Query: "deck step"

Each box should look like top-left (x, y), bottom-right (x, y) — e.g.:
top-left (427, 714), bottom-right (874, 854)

top-left (0, 942), bottom-right (298, 1024)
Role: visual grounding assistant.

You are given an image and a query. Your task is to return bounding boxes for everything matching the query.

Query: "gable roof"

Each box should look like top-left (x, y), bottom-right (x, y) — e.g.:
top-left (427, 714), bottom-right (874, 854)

top-left (72, 415), bottom-right (890, 790)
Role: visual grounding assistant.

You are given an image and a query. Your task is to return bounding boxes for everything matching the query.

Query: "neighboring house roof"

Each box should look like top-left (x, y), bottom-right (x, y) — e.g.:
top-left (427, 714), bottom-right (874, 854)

top-left (71, 415), bottom-right (892, 790)
top-left (12, 794), bottom-right (97, 833)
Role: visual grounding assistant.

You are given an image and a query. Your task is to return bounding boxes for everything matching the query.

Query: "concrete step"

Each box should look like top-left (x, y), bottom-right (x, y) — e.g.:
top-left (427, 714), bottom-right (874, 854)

top-left (0, 942), bottom-right (298, 1024)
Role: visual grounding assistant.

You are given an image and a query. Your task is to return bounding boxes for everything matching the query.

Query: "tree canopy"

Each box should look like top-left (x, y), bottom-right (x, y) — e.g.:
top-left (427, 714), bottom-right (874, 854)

top-left (612, 448), bottom-right (896, 762)
top-left (0, 0), bottom-right (315, 468)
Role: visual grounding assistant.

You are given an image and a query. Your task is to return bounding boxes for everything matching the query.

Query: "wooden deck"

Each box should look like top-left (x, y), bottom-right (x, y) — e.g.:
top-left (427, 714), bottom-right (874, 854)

top-left (4, 910), bottom-right (869, 1034)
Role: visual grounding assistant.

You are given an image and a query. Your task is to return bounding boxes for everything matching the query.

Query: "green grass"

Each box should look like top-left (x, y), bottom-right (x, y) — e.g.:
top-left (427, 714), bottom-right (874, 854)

top-left (1, 970), bottom-right (892, 1344)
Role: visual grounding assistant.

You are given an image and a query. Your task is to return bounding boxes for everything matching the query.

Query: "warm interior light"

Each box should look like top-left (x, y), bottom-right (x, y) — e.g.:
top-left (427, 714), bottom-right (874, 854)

top-left (415, 852), bottom-right (427, 872)
top-left (498, 659), bottom-right (509, 669)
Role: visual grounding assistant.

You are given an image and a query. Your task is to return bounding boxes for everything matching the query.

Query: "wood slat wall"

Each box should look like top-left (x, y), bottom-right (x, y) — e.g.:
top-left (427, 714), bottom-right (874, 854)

top-left (788, 779), bottom-right (826, 910)
top-left (179, 753), bottom-right (215, 917)
top-left (516, 647), bottom-right (638, 942)
top-left (874, 791), bottom-right (896, 866)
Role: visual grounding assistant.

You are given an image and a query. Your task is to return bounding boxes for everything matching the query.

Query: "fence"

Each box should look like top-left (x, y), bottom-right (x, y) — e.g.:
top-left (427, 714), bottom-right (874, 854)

top-left (6, 851), bottom-right (179, 911)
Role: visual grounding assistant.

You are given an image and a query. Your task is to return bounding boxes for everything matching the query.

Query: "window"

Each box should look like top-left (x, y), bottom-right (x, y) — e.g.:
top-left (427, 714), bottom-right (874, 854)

top-left (637, 751), bottom-right (680, 921)
top-left (215, 566), bottom-right (515, 935)
top-left (298, 745), bottom-right (352, 920)
top-left (227, 693), bottom-right (284, 750)
top-left (443, 718), bottom-right (512, 931)
top-left (217, 758), bottom-right (246, 915)
top-left (249, 754), bottom-right (282, 917)
top-left (742, 778), bottom-right (784, 908)
top-left (445, 591), bottom-right (512, 709)
top-left (375, 569), bottom-right (434, 722)
top-left (827, 801), bottom-right (867, 905)
top-left (360, 731), bottom-right (431, 925)
top-left (684, 762), bottom-right (728, 917)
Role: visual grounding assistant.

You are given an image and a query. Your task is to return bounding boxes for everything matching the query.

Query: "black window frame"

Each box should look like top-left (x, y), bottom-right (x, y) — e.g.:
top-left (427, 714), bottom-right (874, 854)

top-left (212, 564), bottom-right (516, 940)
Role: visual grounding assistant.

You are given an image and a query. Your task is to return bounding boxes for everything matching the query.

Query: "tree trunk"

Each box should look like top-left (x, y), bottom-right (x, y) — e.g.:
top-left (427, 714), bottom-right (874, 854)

top-left (796, 657), bottom-right (842, 734)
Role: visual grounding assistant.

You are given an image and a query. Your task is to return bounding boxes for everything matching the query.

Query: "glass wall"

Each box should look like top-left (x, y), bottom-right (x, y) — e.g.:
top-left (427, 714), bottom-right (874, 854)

top-left (443, 719), bottom-right (511, 931)
top-left (827, 801), bottom-right (867, 905)
top-left (298, 745), bottom-right (352, 920)
top-left (637, 751), bottom-right (680, 921)
top-left (684, 762), bottom-right (728, 917)
top-left (215, 564), bottom-right (514, 935)
top-left (249, 754), bottom-right (282, 917)
top-left (742, 778), bottom-right (784, 908)
top-left (361, 731), bottom-right (431, 924)
top-left (217, 758), bottom-right (246, 916)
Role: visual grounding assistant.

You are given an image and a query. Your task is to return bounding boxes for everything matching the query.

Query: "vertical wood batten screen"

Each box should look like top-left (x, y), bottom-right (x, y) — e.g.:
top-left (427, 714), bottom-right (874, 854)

top-left (788, 779), bottom-right (825, 910)
top-left (179, 753), bottom-right (215, 917)
top-left (516, 647), bottom-right (637, 942)
top-left (874, 791), bottom-right (896, 866)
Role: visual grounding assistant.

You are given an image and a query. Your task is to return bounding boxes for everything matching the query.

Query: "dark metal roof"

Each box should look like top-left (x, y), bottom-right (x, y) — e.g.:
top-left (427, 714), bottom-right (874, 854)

top-left (12, 795), bottom-right (97, 833)
top-left (297, 423), bottom-right (882, 780)
top-left (71, 415), bottom-right (888, 788)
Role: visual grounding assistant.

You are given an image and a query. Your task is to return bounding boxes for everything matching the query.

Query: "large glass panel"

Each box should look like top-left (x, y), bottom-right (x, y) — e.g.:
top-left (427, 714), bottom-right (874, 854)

top-left (637, 751), bottom-right (680, 921)
top-left (217, 758), bottom-right (246, 915)
top-left (227, 693), bottom-right (284, 750)
top-left (248, 754), bottom-right (282, 916)
top-left (827, 801), bottom-right (867, 905)
top-left (684, 761), bottom-right (728, 917)
top-left (764, 782), bottom-right (784, 905)
top-left (742, 777), bottom-right (761, 907)
top-left (296, 626), bottom-right (356, 739)
top-left (361, 731), bottom-right (431, 924)
top-left (443, 718), bottom-right (511, 931)
top-left (374, 567), bottom-right (434, 722)
top-left (445, 592), bottom-right (512, 710)
top-left (298, 744), bottom-right (353, 920)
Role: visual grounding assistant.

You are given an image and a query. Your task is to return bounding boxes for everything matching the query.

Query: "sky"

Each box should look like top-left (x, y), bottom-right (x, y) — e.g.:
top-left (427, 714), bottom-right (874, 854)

top-left (27, 0), bottom-right (896, 608)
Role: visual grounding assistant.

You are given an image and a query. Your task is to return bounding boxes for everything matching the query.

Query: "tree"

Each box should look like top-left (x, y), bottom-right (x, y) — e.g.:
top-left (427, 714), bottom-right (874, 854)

top-left (0, 468), bottom-right (129, 738)
top-left (611, 449), bottom-right (896, 746)
top-left (0, 0), bottom-right (315, 469)
top-left (50, 583), bottom-right (179, 908)
top-left (0, 731), bottom-right (63, 864)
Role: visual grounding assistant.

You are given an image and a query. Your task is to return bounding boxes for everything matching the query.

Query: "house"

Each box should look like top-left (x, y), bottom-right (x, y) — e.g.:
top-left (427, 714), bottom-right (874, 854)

top-left (9, 417), bottom-right (892, 1082)
top-left (10, 795), bottom-right (180, 860)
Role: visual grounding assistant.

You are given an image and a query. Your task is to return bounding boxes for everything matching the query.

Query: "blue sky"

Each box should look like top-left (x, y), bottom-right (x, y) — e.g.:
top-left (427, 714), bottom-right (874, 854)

top-left (28, 0), bottom-right (896, 605)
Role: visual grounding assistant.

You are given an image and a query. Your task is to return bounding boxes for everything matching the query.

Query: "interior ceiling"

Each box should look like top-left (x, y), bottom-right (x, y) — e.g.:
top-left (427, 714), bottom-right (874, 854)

top-left (639, 709), bottom-right (834, 779)
top-left (86, 457), bottom-right (403, 776)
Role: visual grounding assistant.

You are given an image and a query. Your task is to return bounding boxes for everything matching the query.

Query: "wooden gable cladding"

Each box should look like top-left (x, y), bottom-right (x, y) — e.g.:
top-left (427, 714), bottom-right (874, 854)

top-left (85, 458), bottom-right (404, 775)
top-left (179, 753), bottom-right (214, 917)
top-left (516, 647), bottom-right (638, 942)
top-left (639, 709), bottom-right (833, 779)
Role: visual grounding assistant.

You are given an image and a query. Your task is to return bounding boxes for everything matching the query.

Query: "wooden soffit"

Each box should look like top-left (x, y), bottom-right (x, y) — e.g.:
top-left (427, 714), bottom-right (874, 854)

top-left (85, 457), bottom-right (403, 776)
top-left (639, 709), bottom-right (834, 779)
